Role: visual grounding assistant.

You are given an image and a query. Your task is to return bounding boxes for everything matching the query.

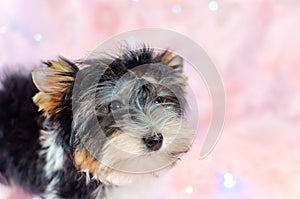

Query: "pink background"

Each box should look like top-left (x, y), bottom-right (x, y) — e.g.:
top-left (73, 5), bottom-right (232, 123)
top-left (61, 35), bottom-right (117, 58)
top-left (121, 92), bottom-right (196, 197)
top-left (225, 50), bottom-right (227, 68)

top-left (1, 0), bottom-right (300, 198)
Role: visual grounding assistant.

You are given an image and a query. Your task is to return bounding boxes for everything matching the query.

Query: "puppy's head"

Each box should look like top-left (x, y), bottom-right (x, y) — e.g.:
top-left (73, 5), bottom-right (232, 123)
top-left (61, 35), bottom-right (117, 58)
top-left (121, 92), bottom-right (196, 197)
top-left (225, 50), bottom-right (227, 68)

top-left (32, 47), bottom-right (194, 186)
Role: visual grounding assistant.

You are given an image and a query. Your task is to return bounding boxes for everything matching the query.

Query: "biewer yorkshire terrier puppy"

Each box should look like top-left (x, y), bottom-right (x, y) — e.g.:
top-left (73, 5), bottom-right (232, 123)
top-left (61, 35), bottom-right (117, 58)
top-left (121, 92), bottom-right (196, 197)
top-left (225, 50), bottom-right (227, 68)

top-left (0, 46), bottom-right (194, 199)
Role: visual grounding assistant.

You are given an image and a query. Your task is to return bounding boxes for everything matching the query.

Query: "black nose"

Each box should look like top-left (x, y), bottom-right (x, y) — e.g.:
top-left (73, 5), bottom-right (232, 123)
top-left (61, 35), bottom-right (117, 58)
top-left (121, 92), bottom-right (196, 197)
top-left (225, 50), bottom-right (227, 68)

top-left (143, 133), bottom-right (163, 151)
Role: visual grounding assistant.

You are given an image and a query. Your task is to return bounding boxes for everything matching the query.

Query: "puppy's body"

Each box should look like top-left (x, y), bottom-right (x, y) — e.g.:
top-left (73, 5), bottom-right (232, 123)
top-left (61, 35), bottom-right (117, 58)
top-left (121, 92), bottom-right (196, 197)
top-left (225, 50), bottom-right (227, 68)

top-left (0, 75), bottom-right (101, 198)
top-left (0, 47), bottom-right (193, 198)
top-left (0, 75), bottom-right (47, 193)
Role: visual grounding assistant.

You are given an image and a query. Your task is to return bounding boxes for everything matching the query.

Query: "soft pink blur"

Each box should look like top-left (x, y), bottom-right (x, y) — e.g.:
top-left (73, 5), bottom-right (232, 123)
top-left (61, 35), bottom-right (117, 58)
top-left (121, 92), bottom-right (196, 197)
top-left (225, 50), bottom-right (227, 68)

top-left (1, 0), bottom-right (300, 198)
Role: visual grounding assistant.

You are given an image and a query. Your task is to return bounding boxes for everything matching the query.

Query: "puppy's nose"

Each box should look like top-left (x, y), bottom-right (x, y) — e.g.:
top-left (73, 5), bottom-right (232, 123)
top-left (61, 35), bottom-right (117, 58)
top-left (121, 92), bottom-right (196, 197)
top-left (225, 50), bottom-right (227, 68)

top-left (143, 133), bottom-right (163, 151)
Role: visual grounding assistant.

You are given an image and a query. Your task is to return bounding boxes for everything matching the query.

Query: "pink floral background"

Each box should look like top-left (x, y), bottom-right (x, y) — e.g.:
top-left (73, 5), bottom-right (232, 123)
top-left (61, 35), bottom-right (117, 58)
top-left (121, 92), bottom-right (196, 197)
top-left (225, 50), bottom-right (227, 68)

top-left (1, 0), bottom-right (300, 198)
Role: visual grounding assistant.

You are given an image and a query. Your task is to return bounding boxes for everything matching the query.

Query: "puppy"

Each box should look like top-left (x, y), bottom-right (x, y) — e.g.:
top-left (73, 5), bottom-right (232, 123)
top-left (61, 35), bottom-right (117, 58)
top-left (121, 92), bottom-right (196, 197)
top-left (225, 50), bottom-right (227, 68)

top-left (0, 47), bottom-right (194, 198)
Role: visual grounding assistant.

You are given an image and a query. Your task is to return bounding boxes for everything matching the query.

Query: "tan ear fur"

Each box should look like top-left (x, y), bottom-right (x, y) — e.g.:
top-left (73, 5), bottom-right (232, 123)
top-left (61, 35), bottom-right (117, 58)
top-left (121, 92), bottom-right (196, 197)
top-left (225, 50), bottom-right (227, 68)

top-left (32, 58), bottom-right (78, 117)
top-left (161, 50), bottom-right (184, 72)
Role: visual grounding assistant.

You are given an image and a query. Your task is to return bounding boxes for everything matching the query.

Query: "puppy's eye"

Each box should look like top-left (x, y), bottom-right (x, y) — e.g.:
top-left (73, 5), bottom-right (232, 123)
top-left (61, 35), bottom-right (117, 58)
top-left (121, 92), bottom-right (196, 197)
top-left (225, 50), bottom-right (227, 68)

top-left (108, 100), bottom-right (123, 112)
top-left (97, 100), bottom-right (123, 115)
top-left (154, 97), bottom-right (163, 104)
top-left (153, 96), bottom-right (179, 106)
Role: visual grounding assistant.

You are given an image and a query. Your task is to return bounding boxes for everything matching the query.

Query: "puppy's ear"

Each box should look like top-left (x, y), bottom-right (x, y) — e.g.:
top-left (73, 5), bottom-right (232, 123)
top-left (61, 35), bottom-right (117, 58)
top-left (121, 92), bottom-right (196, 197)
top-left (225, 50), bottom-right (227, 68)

top-left (32, 57), bottom-right (78, 117)
top-left (161, 50), bottom-right (184, 73)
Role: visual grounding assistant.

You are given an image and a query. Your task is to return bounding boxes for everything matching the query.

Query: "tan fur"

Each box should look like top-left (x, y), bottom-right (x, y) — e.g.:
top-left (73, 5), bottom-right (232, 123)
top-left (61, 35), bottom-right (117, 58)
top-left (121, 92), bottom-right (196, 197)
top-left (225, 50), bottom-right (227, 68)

top-left (74, 147), bottom-right (117, 185)
top-left (74, 146), bottom-right (143, 186)
top-left (74, 148), bottom-right (101, 175)
top-left (32, 59), bottom-right (76, 117)
top-left (161, 50), bottom-right (183, 70)
top-left (161, 50), bottom-right (173, 65)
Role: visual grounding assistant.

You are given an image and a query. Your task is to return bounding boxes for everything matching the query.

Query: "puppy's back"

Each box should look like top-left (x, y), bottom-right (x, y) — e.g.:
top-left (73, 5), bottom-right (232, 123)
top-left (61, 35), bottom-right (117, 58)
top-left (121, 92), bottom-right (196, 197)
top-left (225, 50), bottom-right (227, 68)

top-left (0, 73), bottom-right (46, 193)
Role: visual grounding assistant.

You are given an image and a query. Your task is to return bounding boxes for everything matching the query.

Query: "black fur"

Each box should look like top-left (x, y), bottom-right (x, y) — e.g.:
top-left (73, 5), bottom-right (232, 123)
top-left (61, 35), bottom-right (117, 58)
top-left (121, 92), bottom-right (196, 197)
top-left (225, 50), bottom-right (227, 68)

top-left (0, 74), bottom-right (46, 193)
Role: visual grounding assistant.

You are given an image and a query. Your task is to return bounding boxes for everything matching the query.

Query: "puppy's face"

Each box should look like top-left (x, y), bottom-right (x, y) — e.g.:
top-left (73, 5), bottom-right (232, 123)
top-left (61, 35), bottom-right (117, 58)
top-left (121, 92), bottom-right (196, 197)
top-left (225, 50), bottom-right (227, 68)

top-left (32, 48), bottom-right (194, 186)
